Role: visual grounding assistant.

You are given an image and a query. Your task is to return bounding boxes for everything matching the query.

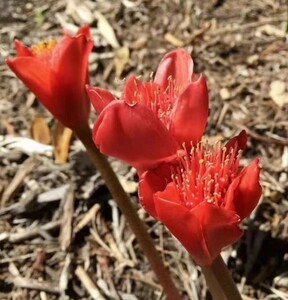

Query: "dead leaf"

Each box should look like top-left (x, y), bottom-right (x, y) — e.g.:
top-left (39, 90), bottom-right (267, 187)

top-left (269, 80), bottom-right (288, 107)
top-left (56, 13), bottom-right (79, 35)
top-left (30, 117), bottom-right (51, 145)
top-left (1, 135), bottom-right (53, 156)
top-left (66, 0), bottom-right (94, 25)
top-left (114, 47), bottom-right (130, 78)
top-left (164, 33), bottom-right (184, 47)
top-left (53, 122), bottom-right (73, 164)
top-left (94, 11), bottom-right (120, 48)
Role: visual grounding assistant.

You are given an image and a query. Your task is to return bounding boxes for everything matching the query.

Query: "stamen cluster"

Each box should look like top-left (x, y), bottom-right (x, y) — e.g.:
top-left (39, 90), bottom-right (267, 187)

top-left (31, 40), bottom-right (57, 62)
top-left (130, 76), bottom-right (183, 126)
top-left (172, 142), bottom-right (242, 209)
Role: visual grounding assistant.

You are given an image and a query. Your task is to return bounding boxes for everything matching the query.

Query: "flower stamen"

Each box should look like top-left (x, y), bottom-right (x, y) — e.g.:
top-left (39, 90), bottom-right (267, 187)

top-left (172, 141), bottom-right (242, 209)
top-left (31, 40), bottom-right (57, 63)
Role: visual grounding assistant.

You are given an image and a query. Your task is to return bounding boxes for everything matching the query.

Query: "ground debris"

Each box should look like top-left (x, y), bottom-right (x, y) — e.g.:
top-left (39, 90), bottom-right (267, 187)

top-left (1, 0), bottom-right (287, 299)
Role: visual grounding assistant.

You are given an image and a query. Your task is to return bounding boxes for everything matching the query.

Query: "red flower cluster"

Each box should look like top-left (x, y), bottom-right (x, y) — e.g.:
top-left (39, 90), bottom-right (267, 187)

top-left (7, 33), bottom-right (262, 267)
top-left (6, 27), bottom-right (93, 129)
top-left (88, 49), bottom-right (262, 266)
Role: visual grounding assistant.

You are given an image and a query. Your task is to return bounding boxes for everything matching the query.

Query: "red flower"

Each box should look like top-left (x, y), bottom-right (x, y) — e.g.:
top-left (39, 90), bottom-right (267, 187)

top-left (139, 131), bottom-right (262, 266)
top-left (88, 49), bottom-right (209, 173)
top-left (88, 49), bottom-right (261, 266)
top-left (6, 26), bottom-right (94, 129)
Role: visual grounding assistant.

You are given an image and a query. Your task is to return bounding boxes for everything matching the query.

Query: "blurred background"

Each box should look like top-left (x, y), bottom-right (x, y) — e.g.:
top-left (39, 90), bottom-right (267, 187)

top-left (0, 1), bottom-right (288, 299)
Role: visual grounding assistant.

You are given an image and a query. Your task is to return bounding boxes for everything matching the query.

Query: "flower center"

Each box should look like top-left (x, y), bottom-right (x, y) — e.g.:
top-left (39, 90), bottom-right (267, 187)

top-left (131, 76), bottom-right (182, 127)
top-left (172, 141), bottom-right (242, 209)
top-left (31, 40), bottom-right (57, 63)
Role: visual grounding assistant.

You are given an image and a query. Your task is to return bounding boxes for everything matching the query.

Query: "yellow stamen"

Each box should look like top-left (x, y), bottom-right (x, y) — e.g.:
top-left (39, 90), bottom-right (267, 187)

top-left (31, 40), bottom-right (57, 56)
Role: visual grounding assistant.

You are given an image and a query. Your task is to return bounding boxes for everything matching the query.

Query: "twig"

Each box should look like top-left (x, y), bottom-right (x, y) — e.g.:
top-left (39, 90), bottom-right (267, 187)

top-left (9, 220), bottom-right (61, 243)
top-left (59, 253), bottom-right (72, 296)
top-left (1, 156), bottom-right (40, 206)
top-left (13, 276), bottom-right (60, 294)
top-left (110, 200), bottom-right (130, 260)
top-left (236, 124), bottom-right (288, 146)
top-left (209, 15), bottom-right (286, 36)
top-left (59, 185), bottom-right (74, 251)
top-left (74, 203), bottom-right (100, 234)
top-left (75, 265), bottom-right (106, 300)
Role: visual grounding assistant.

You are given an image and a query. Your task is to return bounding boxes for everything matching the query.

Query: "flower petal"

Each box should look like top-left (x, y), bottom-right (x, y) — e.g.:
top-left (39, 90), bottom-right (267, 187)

top-left (50, 34), bottom-right (94, 126)
top-left (86, 85), bottom-right (115, 114)
top-left (122, 75), bottom-right (162, 106)
top-left (76, 25), bottom-right (91, 39)
top-left (225, 159), bottom-right (262, 220)
top-left (170, 75), bottom-right (209, 147)
top-left (192, 202), bottom-right (243, 263)
top-left (139, 163), bottom-right (173, 219)
top-left (154, 48), bottom-right (193, 90)
top-left (6, 57), bottom-right (52, 107)
top-left (93, 101), bottom-right (178, 173)
top-left (226, 130), bottom-right (247, 153)
top-left (14, 40), bottom-right (33, 57)
top-left (155, 184), bottom-right (212, 266)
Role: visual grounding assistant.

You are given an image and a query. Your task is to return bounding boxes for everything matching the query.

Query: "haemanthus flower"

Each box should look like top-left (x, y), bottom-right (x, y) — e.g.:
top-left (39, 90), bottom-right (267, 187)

top-left (6, 26), bottom-right (93, 129)
top-left (89, 48), bottom-right (262, 267)
top-left (87, 48), bottom-right (209, 173)
top-left (140, 131), bottom-right (261, 266)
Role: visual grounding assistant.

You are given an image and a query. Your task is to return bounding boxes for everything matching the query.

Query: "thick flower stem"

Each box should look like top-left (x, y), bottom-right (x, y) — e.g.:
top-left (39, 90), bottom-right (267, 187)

top-left (74, 123), bottom-right (181, 300)
top-left (202, 255), bottom-right (242, 300)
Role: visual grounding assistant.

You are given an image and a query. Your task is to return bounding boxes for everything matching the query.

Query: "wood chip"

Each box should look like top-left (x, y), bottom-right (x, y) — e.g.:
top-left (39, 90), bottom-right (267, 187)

top-left (1, 156), bottom-right (40, 206)
top-left (219, 88), bottom-right (231, 100)
top-left (269, 80), bottom-right (288, 107)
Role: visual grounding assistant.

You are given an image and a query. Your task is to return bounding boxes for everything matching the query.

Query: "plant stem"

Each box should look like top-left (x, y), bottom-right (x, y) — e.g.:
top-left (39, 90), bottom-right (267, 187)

top-left (202, 255), bottom-right (242, 300)
top-left (74, 123), bottom-right (181, 300)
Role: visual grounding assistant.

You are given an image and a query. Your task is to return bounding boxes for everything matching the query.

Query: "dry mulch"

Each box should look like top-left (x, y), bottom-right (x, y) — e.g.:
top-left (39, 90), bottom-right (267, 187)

top-left (0, 0), bottom-right (287, 299)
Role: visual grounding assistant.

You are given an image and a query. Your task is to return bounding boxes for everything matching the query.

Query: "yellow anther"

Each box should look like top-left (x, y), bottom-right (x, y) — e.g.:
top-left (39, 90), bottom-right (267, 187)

top-left (31, 40), bottom-right (57, 56)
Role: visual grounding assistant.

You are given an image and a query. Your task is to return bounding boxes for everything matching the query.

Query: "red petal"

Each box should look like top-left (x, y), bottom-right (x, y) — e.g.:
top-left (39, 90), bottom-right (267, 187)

top-left (192, 202), bottom-right (243, 262)
top-left (139, 163), bottom-right (173, 219)
top-left (225, 159), bottom-right (262, 220)
top-left (50, 34), bottom-right (94, 127)
top-left (226, 130), bottom-right (247, 153)
top-left (121, 75), bottom-right (139, 104)
top-left (154, 48), bottom-right (193, 90)
top-left (122, 75), bottom-right (162, 106)
top-left (155, 184), bottom-right (212, 267)
top-left (170, 75), bottom-right (209, 147)
top-left (76, 25), bottom-right (91, 39)
top-left (6, 57), bottom-right (52, 107)
top-left (93, 101), bottom-right (178, 173)
top-left (14, 40), bottom-right (33, 57)
top-left (86, 85), bottom-right (115, 114)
